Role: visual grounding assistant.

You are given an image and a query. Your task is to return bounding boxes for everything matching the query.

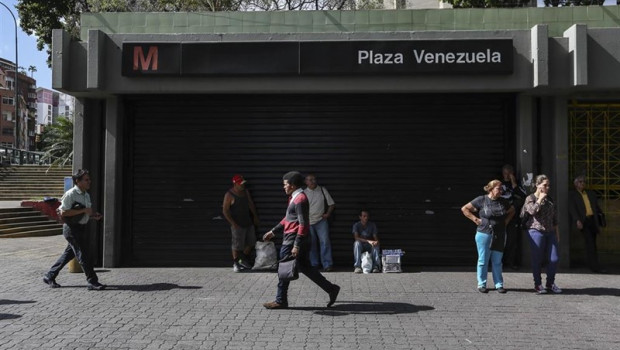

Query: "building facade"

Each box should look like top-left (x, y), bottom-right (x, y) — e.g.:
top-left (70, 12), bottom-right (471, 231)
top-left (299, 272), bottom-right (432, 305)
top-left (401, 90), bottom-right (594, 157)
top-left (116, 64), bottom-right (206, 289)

top-left (0, 58), bottom-right (37, 150)
top-left (53, 7), bottom-right (620, 268)
top-left (36, 87), bottom-right (55, 126)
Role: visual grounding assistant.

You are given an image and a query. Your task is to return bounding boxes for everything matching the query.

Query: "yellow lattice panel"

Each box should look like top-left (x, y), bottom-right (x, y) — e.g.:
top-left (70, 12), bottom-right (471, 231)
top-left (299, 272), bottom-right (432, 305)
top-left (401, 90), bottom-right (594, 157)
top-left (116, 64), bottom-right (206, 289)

top-left (569, 103), bottom-right (620, 265)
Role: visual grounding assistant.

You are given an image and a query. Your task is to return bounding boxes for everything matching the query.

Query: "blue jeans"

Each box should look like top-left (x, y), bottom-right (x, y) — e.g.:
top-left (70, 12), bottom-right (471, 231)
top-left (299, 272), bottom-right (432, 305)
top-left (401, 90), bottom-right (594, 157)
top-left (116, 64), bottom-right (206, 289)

top-left (275, 241), bottom-right (336, 305)
top-left (475, 232), bottom-right (503, 288)
top-left (527, 229), bottom-right (559, 287)
top-left (353, 241), bottom-right (381, 269)
top-left (309, 219), bottom-right (333, 268)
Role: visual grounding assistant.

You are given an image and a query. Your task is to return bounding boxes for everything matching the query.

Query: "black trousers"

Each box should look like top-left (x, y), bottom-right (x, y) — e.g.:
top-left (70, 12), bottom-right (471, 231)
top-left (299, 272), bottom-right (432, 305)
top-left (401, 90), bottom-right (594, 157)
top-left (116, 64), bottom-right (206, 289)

top-left (46, 223), bottom-right (98, 284)
top-left (275, 241), bottom-right (336, 305)
top-left (581, 216), bottom-right (601, 271)
top-left (503, 217), bottom-right (521, 267)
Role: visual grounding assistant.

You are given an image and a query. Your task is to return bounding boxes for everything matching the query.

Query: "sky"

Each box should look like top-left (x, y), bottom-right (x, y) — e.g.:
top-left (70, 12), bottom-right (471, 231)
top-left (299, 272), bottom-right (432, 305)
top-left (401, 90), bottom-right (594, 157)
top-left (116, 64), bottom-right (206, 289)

top-left (0, 0), bottom-right (618, 90)
top-left (0, 0), bottom-right (52, 89)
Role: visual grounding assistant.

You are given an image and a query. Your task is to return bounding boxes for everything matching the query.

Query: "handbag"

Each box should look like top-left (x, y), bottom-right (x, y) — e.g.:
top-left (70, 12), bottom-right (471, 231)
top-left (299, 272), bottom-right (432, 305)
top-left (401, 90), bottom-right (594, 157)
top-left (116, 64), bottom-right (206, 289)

top-left (277, 255), bottom-right (299, 281)
top-left (597, 211), bottom-right (607, 228)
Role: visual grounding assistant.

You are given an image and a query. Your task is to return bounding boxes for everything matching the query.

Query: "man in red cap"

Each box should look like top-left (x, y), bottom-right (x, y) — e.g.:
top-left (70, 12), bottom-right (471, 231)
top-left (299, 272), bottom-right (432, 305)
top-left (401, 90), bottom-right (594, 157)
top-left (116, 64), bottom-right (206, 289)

top-left (222, 174), bottom-right (260, 272)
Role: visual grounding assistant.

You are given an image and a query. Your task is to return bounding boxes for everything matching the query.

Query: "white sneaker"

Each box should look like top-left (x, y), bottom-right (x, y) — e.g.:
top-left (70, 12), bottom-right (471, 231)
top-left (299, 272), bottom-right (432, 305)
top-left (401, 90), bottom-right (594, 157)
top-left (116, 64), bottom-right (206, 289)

top-left (535, 285), bottom-right (547, 294)
top-left (548, 284), bottom-right (562, 294)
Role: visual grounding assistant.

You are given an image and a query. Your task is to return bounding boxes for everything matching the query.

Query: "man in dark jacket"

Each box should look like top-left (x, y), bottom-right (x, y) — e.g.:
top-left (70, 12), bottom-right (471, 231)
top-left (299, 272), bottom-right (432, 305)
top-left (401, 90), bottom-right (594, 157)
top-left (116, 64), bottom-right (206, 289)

top-left (262, 171), bottom-right (340, 309)
top-left (568, 175), bottom-right (605, 273)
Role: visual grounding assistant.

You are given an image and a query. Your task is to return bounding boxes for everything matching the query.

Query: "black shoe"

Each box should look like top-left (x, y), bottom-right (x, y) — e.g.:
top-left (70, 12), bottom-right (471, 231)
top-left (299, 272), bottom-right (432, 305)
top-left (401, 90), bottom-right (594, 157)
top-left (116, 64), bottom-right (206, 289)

top-left (497, 287), bottom-right (507, 294)
top-left (478, 287), bottom-right (488, 293)
top-left (87, 282), bottom-right (106, 290)
top-left (237, 258), bottom-right (252, 270)
top-left (327, 284), bottom-right (340, 307)
top-left (43, 276), bottom-right (61, 288)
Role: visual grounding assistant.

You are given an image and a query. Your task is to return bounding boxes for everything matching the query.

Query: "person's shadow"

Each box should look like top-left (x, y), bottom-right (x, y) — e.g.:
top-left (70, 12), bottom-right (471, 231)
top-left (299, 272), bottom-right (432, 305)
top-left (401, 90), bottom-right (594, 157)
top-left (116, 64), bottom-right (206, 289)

top-left (502, 288), bottom-right (620, 296)
top-left (289, 301), bottom-right (434, 316)
top-left (0, 314), bottom-right (22, 320)
top-left (0, 300), bottom-right (36, 305)
top-left (61, 283), bottom-right (202, 292)
top-left (0, 300), bottom-right (36, 321)
top-left (107, 283), bottom-right (203, 292)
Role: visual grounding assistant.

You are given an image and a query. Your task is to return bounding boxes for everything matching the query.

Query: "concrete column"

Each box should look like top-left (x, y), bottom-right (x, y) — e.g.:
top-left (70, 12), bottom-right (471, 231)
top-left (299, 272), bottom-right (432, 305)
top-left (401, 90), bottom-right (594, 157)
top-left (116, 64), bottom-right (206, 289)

top-left (103, 97), bottom-right (123, 268)
top-left (552, 96), bottom-right (570, 269)
top-left (516, 94), bottom-right (536, 268)
top-left (516, 94), bottom-right (536, 188)
top-left (537, 96), bottom-right (570, 268)
top-left (72, 98), bottom-right (104, 267)
top-left (563, 24), bottom-right (588, 87)
top-left (72, 99), bottom-right (85, 171)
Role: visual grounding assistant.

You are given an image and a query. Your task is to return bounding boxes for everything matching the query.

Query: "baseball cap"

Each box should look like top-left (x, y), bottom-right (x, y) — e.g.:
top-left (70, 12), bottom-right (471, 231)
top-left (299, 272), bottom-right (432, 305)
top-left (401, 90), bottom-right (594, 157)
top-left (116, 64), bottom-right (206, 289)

top-left (232, 174), bottom-right (247, 185)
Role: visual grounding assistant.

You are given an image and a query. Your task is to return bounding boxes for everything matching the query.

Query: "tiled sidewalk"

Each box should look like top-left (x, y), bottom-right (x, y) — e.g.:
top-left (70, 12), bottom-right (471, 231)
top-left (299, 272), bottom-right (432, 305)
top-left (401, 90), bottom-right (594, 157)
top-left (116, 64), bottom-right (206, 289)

top-left (1, 235), bottom-right (618, 349)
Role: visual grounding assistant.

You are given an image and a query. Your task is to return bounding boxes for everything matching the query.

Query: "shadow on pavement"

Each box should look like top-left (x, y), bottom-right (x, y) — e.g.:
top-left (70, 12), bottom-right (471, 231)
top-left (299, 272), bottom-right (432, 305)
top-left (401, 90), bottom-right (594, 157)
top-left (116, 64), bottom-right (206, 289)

top-left (61, 283), bottom-right (203, 291)
top-left (107, 283), bottom-right (203, 292)
top-left (561, 288), bottom-right (620, 296)
top-left (289, 301), bottom-right (434, 316)
top-left (496, 288), bottom-right (620, 296)
top-left (0, 300), bottom-right (36, 305)
top-left (0, 314), bottom-right (22, 320)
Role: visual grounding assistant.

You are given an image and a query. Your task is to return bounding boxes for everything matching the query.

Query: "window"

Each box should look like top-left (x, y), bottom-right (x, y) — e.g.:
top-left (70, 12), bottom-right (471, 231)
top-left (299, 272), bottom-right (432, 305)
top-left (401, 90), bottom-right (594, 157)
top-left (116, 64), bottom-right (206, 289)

top-left (2, 112), bottom-right (12, 121)
top-left (2, 96), bottom-right (14, 105)
top-left (2, 128), bottom-right (14, 136)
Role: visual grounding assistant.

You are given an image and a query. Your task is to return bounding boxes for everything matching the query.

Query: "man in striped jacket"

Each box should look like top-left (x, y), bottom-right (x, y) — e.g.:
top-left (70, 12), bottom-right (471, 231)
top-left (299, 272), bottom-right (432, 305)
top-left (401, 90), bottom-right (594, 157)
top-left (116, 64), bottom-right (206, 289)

top-left (262, 171), bottom-right (340, 309)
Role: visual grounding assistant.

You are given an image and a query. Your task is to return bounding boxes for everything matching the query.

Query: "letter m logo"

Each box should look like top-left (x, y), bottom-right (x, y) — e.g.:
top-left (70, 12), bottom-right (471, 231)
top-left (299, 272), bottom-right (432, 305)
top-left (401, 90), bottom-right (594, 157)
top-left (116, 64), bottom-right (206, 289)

top-left (133, 46), bottom-right (158, 71)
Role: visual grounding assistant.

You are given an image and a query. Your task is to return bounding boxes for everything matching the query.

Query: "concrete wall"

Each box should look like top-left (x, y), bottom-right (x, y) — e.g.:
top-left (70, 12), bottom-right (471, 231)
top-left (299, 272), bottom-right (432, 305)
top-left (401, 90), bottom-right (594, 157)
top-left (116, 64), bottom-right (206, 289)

top-left (51, 8), bottom-right (620, 267)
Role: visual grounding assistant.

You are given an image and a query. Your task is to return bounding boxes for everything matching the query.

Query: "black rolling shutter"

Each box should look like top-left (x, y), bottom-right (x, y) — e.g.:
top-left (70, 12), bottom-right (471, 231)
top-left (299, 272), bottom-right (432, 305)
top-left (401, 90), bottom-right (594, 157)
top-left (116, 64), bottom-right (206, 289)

top-left (126, 94), bottom-right (513, 267)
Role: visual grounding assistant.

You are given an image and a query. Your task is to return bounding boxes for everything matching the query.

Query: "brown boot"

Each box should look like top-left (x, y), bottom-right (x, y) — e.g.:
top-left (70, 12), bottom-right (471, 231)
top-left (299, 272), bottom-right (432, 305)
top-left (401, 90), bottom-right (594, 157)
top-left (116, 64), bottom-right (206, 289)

top-left (263, 301), bottom-right (288, 309)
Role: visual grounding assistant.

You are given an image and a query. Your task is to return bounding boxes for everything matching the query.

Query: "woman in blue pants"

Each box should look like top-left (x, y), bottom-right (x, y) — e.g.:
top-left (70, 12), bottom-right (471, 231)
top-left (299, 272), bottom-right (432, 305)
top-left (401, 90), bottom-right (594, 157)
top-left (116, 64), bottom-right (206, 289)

top-left (462, 179), bottom-right (515, 294)
top-left (522, 174), bottom-right (562, 294)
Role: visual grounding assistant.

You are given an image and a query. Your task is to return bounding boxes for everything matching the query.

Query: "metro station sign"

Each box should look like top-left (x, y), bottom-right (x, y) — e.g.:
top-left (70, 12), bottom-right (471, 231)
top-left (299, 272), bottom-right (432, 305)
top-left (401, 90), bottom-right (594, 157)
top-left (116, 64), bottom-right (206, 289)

top-left (122, 39), bottom-right (513, 76)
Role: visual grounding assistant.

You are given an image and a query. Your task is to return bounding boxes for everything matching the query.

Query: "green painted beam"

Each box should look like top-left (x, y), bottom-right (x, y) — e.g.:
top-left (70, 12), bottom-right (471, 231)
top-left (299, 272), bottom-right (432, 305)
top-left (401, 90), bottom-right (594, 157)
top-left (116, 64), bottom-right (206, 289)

top-left (80, 6), bottom-right (620, 40)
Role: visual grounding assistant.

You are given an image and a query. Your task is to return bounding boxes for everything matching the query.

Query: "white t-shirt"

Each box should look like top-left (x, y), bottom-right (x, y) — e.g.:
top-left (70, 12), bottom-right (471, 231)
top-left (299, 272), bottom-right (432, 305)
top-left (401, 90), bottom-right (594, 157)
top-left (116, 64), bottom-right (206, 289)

top-left (303, 185), bottom-right (335, 225)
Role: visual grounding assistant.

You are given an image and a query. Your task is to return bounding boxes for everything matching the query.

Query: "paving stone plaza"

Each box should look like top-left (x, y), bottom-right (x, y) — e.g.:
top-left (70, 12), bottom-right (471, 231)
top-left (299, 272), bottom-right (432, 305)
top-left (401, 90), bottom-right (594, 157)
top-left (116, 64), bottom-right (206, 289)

top-left (1, 235), bottom-right (618, 349)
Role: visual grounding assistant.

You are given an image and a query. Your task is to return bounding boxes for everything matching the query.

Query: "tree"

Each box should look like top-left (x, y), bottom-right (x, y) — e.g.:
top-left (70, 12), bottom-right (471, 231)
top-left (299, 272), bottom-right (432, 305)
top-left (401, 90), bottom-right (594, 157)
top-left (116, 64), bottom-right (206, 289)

top-left (241, 0), bottom-right (380, 10)
top-left (18, 0), bottom-right (381, 66)
top-left (17, 1), bottom-right (90, 66)
top-left (28, 65), bottom-right (37, 78)
top-left (443, 0), bottom-right (530, 7)
top-left (40, 116), bottom-right (73, 168)
top-left (544, 0), bottom-right (604, 5)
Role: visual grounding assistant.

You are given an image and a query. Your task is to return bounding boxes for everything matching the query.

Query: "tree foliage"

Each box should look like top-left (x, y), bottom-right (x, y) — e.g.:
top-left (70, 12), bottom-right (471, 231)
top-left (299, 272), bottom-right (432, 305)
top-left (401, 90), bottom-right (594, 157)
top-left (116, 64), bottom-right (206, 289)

top-left (443, 0), bottom-right (531, 7)
top-left (240, 0), bottom-right (381, 11)
top-left (40, 116), bottom-right (73, 168)
top-left (17, 0), bottom-right (383, 66)
top-left (543, 0), bottom-right (604, 6)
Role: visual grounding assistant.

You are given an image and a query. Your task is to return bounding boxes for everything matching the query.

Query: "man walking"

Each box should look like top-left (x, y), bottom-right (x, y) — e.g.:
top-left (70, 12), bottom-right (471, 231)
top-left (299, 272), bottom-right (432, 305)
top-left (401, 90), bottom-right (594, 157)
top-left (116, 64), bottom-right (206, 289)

top-left (262, 171), bottom-right (340, 309)
top-left (569, 175), bottom-right (606, 273)
top-left (222, 174), bottom-right (260, 272)
top-left (43, 169), bottom-right (105, 290)
top-left (304, 173), bottom-right (336, 271)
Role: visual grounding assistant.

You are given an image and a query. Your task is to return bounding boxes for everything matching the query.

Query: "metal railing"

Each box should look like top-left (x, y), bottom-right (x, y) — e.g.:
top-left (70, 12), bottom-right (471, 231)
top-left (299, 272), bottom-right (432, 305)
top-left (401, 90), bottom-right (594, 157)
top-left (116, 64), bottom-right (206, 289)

top-left (0, 146), bottom-right (49, 165)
